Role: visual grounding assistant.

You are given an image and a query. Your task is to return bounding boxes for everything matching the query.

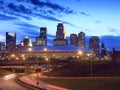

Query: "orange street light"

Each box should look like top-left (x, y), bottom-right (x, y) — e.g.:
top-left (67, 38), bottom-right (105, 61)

top-left (87, 53), bottom-right (90, 57)
top-left (11, 54), bottom-right (15, 58)
top-left (43, 48), bottom-right (47, 51)
top-left (78, 51), bottom-right (83, 55)
top-left (28, 48), bottom-right (32, 51)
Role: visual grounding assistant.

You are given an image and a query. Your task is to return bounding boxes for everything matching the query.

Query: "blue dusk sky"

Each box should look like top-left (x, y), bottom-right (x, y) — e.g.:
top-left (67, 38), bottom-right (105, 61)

top-left (0, 0), bottom-right (120, 50)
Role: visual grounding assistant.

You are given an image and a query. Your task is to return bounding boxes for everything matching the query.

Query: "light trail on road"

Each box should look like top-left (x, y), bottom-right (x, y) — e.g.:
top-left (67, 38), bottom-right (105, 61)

top-left (0, 74), bottom-right (29, 90)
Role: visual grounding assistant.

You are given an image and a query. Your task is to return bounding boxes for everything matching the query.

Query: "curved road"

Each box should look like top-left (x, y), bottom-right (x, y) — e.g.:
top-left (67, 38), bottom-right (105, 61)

top-left (0, 74), bottom-right (29, 90)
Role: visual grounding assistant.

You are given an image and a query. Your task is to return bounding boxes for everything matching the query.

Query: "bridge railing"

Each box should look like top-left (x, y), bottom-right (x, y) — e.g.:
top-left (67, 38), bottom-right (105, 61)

top-left (0, 60), bottom-right (45, 66)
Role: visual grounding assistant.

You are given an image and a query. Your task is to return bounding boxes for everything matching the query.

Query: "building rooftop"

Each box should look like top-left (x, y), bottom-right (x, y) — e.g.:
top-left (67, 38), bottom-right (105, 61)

top-left (21, 46), bottom-right (93, 53)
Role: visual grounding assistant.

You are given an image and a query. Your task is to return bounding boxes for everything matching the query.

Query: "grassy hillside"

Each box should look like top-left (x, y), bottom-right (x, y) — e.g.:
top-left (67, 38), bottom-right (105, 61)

top-left (40, 78), bottom-right (120, 90)
top-left (43, 60), bottom-right (120, 77)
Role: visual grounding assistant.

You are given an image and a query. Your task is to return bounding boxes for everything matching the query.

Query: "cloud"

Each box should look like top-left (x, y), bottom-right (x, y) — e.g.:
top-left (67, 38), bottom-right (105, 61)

top-left (0, 0), bottom-right (79, 28)
top-left (0, 0), bottom-right (3, 5)
top-left (47, 34), bottom-right (56, 39)
top-left (47, 34), bottom-right (56, 45)
top-left (108, 27), bottom-right (119, 33)
top-left (29, 0), bottom-right (75, 14)
top-left (16, 22), bottom-right (39, 29)
top-left (107, 27), bottom-right (120, 35)
top-left (7, 3), bottom-right (32, 14)
top-left (5, 2), bottom-right (75, 26)
top-left (16, 22), bottom-right (39, 38)
top-left (0, 2), bottom-right (32, 20)
top-left (15, 21), bottom-right (40, 35)
top-left (79, 11), bottom-right (91, 16)
top-left (13, 13), bottom-right (32, 20)
top-left (33, 13), bottom-right (76, 27)
top-left (30, 0), bottom-right (63, 11)
top-left (0, 14), bottom-right (18, 20)
top-left (16, 0), bottom-right (75, 14)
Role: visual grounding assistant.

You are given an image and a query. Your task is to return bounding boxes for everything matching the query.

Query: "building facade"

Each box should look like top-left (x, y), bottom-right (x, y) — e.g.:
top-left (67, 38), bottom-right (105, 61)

top-left (36, 27), bottom-right (47, 46)
top-left (70, 34), bottom-right (78, 46)
top-left (23, 36), bottom-right (32, 47)
top-left (78, 31), bottom-right (85, 48)
top-left (6, 32), bottom-right (16, 52)
top-left (101, 42), bottom-right (106, 57)
top-left (0, 42), bottom-right (6, 52)
top-left (21, 46), bottom-right (94, 60)
top-left (89, 36), bottom-right (100, 55)
top-left (54, 23), bottom-right (68, 46)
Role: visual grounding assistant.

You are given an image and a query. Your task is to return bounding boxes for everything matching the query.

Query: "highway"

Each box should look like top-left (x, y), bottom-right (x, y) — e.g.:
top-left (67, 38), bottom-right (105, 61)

top-left (0, 74), bottom-right (29, 90)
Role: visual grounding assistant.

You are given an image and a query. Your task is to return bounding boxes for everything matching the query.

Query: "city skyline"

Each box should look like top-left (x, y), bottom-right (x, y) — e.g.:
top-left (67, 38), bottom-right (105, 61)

top-left (0, 0), bottom-right (120, 50)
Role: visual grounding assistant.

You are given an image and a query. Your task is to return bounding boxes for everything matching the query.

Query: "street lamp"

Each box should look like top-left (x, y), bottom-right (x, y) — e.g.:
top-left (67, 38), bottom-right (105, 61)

top-left (11, 54), bottom-right (15, 58)
top-left (77, 50), bottom-right (83, 59)
top-left (29, 46), bottom-right (39, 87)
top-left (28, 47), bottom-right (39, 87)
top-left (43, 48), bottom-right (47, 51)
top-left (43, 48), bottom-right (50, 71)
top-left (78, 51), bottom-right (82, 55)
top-left (45, 58), bottom-right (49, 71)
top-left (18, 54), bottom-right (25, 75)
top-left (28, 47), bottom-right (32, 52)
top-left (87, 53), bottom-right (92, 77)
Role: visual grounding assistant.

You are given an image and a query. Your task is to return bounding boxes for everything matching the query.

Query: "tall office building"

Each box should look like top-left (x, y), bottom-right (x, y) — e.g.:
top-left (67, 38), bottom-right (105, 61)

top-left (70, 34), bottom-right (78, 46)
top-left (0, 42), bottom-right (6, 52)
top-left (23, 36), bottom-right (32, 47)
top-left (54, 23), bottom-right (68, 46)
top-left (78, 31), bottom-right (85, 48)
top-left (36, 27), bottom-right (47, 46)
top-left (6, 32), bottom-right (16, 52)
top-left (89, 36), bottom-right (100, 55)
top-left (101, 42), bottom-right (106, 57)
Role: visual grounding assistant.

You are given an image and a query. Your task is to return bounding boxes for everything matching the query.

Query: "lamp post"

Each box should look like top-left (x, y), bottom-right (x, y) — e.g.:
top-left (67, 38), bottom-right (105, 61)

top-left (78, 50), bottom-right (83, 60)
top-left (87, 53), bottom-right (92, 77)
top-left (18, 54), bottom-right (23, 75)
top-left (43, 48), bottom-right (49, 71)
top-left (11, 54), bottom-right (20, 76)
top-left (45, 58), bottom-right (49, 71)
top-left (29, 46), bottom-right (39, 87)
top-left (31, 48), bottom-right (39, 87)
top-left (16, 57), bottom-right (19, 76)
top-left (36, 46), bottom-right (39, 87)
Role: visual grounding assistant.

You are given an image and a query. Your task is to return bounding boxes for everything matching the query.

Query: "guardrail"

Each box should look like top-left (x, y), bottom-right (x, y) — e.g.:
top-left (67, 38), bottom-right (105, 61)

top-left (0, 60), bottom-right (45, 66)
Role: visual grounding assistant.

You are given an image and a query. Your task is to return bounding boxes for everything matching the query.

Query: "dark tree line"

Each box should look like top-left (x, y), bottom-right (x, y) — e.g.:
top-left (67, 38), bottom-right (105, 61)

top-left (111, 48), bottom-right (120, 64)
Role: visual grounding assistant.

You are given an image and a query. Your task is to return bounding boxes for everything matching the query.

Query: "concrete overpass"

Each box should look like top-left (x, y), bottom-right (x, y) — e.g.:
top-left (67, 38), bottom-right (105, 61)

top-left (0, 60), bottom-right (45, 74)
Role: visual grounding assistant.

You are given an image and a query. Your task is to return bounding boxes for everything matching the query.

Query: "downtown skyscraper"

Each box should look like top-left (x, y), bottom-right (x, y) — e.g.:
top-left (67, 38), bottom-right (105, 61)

top-left (54, 23), bottom-right (68, 46)
top-left (89, 36), bottom-right (100, 55)
top-left (23, 36), bottom-right (32, 47)
top-left (6, 32), bottom-right (16, 52)
top-left (101, 42), bottom-right (107, 57)
top-left (36, 27), bottom-right (47, 46)
top-left (78, 31), bottom-right (85, 48)
top-left (70, 34), bottom-right (78, 46)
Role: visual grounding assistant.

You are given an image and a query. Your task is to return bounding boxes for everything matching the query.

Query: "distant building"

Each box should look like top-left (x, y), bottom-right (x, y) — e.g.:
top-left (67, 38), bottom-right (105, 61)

top-left (6, 32), bottom-right (16, 52)
top-left (21, 46), bottom-right (94, 60)
top-left (70, 34), bottom-right (78, 46)
top-left (54, 23), bottom-right (68, 46)
top-left (0, 42), bottom-right (6, 52)
top-left (78, 31), bottom-right (85, 48)
top-left (23, 36), bottom-right (32, 47)
top-left (101, 42), bottom-right (106, 57)
top-left (89, 36), bottom-right (100, 55)
top-left (36, 27), bottom-right (47, 46)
